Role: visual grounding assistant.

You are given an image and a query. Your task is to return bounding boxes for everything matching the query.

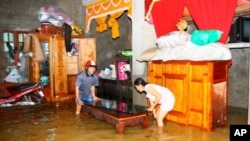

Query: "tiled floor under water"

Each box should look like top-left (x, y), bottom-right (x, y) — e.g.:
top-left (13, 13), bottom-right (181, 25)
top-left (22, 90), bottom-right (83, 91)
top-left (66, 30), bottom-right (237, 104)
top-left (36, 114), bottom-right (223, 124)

top-left (0, 99), bottom-right (248, 141)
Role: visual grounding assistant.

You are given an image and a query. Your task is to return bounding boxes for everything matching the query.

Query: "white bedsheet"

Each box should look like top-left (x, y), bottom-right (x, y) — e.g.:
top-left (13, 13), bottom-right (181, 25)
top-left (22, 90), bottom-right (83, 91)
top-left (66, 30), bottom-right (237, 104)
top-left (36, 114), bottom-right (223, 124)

top-left (151, 41), bottom-right (232, 61)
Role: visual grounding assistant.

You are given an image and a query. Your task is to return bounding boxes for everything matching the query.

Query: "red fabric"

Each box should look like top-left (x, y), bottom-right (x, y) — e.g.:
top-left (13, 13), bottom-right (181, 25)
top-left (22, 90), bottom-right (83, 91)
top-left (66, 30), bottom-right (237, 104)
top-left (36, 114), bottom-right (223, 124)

top-left (150, 0), bottom-right (186, 37)
top-left (185, 0), bottom-right (238, 43)
top-left (146, 0), bottom-right (238, 43)
top-left (145, 0), bottom-right (152, 15)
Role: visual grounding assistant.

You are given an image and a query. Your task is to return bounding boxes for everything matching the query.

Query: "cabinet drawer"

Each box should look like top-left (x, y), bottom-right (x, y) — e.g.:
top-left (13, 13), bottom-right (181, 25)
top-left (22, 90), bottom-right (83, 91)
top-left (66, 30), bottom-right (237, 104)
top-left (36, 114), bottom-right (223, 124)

top-left (67, 63), bottom-right (78, 75)
top-left (67, 56), bottom-right (78, 63)
top-left (163, 62), bottom-right (188, 75)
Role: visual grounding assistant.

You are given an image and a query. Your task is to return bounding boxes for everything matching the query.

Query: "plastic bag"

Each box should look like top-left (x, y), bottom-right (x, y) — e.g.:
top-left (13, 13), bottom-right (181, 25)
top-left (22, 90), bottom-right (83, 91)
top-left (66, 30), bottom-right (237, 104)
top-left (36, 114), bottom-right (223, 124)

top-left (37, 6), bottom-right (73, 26)
top-left (156, 31), bottom-right (190, 48)
top-left (191, 30), bottom-right (223, 46)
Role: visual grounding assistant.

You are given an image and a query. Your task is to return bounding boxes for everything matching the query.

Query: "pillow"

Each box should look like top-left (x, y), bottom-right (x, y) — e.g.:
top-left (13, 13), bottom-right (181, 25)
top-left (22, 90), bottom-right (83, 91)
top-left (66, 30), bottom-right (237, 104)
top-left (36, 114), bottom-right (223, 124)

top-left (156, 31), bottom-right (190, 48)
top-left (137, 47), bottom-right (160, 62)
top-left (191, 30), bottom-right (223, 46)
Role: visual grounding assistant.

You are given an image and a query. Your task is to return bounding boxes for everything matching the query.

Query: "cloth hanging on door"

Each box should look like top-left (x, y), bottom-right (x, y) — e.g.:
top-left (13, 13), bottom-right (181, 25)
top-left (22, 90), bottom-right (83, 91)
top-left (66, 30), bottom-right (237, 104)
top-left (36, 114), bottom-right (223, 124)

top-left (23, 33), bottom-right (45, 62)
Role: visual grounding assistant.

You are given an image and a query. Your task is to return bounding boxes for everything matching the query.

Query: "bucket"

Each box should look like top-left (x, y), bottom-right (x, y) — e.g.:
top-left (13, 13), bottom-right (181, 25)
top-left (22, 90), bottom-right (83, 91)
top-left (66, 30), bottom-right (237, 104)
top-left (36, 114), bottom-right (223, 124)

top-left (117, 61), bottom-right (128, 80)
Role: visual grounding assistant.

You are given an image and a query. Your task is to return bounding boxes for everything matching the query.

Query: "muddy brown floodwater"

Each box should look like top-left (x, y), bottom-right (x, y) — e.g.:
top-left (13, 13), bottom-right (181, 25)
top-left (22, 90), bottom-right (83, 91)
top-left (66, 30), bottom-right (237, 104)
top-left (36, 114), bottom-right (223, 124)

top-left (0, 99), bottom-right (247, 141)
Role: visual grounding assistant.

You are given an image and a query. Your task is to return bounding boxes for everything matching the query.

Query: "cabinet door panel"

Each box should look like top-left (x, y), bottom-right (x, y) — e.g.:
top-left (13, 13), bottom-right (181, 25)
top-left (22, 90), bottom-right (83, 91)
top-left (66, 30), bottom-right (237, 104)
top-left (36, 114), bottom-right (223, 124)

top-left (148, 61), bottom-right (189, 124)
top-left (67, 75), bottom-right (76, 94)
top-left (30, 34), bottom-right (52, 83)
top-left (164, 74), bottom-right (189, 125)
top-left (67, 63), bottom-right (78, 75)
top-left (29, 34), bottom-right (53, 99)
top-left (78, 38), bottom-right (96, 71)
top-left (188, 81), bottom-right (205, 127)
top-left (148, 61), bottom-right (163, 85)
top-left (52, 36), bottom-right (67, 95)
top-left (188, 63), bottom-right (212, 129)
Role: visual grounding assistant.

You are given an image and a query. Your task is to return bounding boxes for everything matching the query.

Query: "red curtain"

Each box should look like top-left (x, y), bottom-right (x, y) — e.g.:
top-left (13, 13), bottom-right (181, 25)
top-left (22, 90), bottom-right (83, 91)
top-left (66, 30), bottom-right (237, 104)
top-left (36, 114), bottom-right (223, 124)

top-left (145, 0), bottom-right (152, 16)
top-left (149, 0), bottom-right (186, 37)
top-left (185, 0), bottom-right (237, 43)
top-left (145, 0), bottom-right (238, 43)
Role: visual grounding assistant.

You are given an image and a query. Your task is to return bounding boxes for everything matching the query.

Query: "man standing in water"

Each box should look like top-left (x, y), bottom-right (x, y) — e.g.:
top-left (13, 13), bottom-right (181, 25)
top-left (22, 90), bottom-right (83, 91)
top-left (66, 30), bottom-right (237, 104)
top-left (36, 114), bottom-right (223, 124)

top-left (75, 60), bottom-right (100, 115)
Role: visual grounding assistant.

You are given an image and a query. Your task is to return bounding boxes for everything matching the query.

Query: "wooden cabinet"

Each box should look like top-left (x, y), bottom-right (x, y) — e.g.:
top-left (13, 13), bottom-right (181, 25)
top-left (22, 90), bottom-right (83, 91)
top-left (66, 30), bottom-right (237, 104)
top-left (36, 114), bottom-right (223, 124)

top-left (148, 60), bottom-right (231, 130)
top-left (67, 56), bottom-right (78, 75)
top-left (28, 33), bottom-right (96, 101)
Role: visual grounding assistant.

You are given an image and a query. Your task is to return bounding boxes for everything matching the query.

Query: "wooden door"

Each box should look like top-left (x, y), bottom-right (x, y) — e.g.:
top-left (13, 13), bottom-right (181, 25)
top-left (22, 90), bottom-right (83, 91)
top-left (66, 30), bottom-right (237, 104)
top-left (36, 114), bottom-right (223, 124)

top-left (162, 61), bottom-right (189, 125)
top-left (188, 62), bottom-right (213, 130)
top-left (29, 34), bottom-right (52, 83)
top-left (52, 36), bottom-right (68, 96)
top-left (29, 34), bottom-right (53, 99)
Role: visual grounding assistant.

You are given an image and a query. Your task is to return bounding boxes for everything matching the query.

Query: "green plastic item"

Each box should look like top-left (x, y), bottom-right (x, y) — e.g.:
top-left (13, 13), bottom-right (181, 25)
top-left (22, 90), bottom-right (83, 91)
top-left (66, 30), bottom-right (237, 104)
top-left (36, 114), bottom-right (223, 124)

top-left (122, 50), bottom-right (132, 56)
top-left (191, 30), bottom-right (223, 46)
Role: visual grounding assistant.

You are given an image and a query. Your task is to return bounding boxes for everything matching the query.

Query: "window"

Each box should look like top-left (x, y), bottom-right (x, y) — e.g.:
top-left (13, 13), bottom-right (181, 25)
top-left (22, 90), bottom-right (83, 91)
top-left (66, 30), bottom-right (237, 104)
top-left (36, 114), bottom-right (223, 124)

top-left (2, 30), bottom-right (28, 63)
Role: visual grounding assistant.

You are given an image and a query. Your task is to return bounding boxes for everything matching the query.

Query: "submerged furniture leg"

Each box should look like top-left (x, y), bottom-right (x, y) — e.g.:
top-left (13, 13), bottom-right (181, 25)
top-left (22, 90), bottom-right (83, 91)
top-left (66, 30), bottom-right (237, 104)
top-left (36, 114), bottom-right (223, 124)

top-left (116, 122), bottom-right (125, 133)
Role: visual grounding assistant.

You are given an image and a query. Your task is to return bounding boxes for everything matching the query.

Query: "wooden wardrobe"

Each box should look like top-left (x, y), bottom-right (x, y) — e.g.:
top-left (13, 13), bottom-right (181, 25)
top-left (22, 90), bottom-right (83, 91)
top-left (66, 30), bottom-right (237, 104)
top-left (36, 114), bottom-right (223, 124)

top-left (28, 33), bottom-right (96, 101)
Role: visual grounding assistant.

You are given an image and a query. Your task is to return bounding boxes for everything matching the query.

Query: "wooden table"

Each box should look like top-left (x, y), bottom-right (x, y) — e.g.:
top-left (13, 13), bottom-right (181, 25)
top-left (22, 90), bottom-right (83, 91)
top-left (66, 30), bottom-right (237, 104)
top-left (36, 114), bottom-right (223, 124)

top-left (82, 99), bottom-right (148, 134)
